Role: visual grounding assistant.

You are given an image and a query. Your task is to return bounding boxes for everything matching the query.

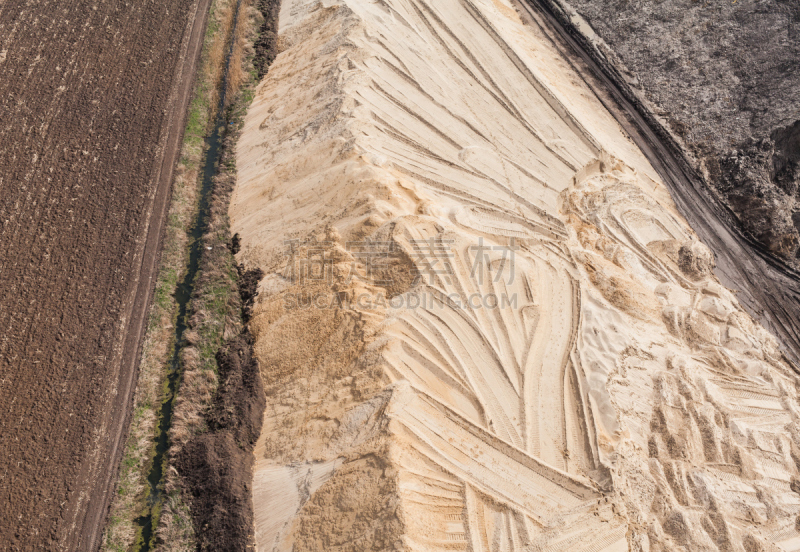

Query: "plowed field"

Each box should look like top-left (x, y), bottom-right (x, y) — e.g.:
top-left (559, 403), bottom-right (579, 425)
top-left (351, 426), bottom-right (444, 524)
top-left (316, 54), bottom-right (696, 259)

top-left (0, 0), bottom-right (211, 548)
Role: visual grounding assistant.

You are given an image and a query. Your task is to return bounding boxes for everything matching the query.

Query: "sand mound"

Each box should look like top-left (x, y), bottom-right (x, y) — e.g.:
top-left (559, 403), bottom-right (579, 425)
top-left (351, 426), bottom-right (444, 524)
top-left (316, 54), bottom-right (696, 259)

top-left (231, 0), bottom-right (800, 550)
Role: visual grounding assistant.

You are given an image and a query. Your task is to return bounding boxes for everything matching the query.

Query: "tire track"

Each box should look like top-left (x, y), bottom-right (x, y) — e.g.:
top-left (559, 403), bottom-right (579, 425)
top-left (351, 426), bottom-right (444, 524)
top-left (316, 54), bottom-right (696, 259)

top-left (517, 0), bottom-right (800, 368)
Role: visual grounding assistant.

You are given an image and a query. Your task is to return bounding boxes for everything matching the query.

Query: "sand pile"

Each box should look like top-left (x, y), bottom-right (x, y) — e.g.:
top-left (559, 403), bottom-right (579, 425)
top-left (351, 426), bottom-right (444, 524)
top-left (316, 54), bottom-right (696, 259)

top-left (231, 0), bottom-right (800, 550)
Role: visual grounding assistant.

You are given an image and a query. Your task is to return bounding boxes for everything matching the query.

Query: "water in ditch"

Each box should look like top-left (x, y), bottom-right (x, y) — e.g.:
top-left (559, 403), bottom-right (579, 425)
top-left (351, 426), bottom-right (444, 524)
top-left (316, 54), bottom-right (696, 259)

top-left (134, 2), bottom-right (243, 549)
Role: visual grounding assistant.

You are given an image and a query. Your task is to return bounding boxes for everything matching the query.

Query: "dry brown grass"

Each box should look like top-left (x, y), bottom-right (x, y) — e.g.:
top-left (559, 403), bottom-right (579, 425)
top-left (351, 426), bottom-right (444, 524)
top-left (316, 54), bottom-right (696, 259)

top-left (205, 0), bottom-right (236, 115)
top-left (153, 3), bottom-right (267, 550)
top-left (224, 2), bottom-right (257, 107)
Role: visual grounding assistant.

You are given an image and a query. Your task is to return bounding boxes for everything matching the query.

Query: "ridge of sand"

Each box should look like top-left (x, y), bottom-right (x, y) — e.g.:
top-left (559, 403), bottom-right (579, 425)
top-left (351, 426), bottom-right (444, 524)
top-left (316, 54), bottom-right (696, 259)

top-left (232, 0), bottom-right (800, 550)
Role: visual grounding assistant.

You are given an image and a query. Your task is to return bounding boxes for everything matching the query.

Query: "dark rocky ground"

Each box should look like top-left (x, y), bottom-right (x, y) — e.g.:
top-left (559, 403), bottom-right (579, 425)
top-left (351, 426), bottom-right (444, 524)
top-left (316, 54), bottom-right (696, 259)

top-left (566, 0), bottom-right (800, 260)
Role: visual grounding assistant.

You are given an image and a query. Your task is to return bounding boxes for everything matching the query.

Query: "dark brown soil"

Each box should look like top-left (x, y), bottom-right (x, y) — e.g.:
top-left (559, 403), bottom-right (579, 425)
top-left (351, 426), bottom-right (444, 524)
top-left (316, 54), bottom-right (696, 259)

top-left (520, 0), bottom-right (800, 366)
top-left (253, 0), bottom-right (282, 79)
top-left (558, 0), bottom-right (800, 260)
top-left (236, 264), bottom-right (265, 323)
top-left (177, 332), bottom-right (264, 551)
top-left (209, 331), bottom-right (265, 447)
top-left (173, 110), bottom-right (265, 552)
top-left (0, 0), bottom-right (213, 549)
top-left (177, 431), bottom-right (256, 552)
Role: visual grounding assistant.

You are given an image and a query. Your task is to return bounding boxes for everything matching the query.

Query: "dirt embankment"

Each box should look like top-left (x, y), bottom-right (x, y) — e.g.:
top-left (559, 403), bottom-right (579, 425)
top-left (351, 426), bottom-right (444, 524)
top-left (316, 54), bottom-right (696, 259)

top-left (170, 114), bottom-right (267, 552)
top-left (176, 282), bottom-right (265, 551)
top-left (0, 0), bottom-right (211, 548)
top-left (253, 0), bottom-right (283, 79)
top-left (521, 0), bottom-right (800, 367)
top-left (159, 2), bottom-right (281, 548)
top-left (552, 0), bottom-right (800, 260)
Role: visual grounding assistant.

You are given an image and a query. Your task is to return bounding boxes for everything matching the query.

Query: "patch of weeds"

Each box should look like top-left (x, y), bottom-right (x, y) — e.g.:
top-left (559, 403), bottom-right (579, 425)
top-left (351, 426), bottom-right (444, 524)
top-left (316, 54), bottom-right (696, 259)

top-left (155, 1), bottom-right (280, 548)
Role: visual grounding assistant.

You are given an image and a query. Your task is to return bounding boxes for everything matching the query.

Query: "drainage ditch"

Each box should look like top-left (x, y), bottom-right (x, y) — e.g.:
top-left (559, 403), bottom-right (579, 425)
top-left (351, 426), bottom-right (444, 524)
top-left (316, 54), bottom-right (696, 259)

top-left (133, 1), bottom-right (245, 548)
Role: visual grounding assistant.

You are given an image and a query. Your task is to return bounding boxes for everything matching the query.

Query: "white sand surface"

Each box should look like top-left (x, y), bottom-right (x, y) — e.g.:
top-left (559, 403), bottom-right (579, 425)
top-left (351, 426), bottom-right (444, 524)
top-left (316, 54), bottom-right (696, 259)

top-left (232, 0), bottom-right (800, 550)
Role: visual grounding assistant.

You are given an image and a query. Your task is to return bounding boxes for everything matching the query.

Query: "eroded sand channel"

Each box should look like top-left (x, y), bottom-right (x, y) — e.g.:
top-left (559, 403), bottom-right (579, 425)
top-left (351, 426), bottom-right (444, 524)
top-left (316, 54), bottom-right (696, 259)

top-left (231, 0), bottom-right (800, 550)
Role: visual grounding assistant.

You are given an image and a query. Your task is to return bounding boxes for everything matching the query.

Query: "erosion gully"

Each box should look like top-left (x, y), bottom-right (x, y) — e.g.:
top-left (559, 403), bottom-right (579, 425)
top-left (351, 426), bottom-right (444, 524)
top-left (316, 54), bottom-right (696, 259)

top-left (134, 1), bottom-right (244, 548)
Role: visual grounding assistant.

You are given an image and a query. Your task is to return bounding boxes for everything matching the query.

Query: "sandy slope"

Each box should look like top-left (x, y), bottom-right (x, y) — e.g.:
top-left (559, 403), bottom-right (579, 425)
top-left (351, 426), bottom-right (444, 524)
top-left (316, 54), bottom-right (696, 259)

top-left (232, 0), bottom-right (800, 550)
